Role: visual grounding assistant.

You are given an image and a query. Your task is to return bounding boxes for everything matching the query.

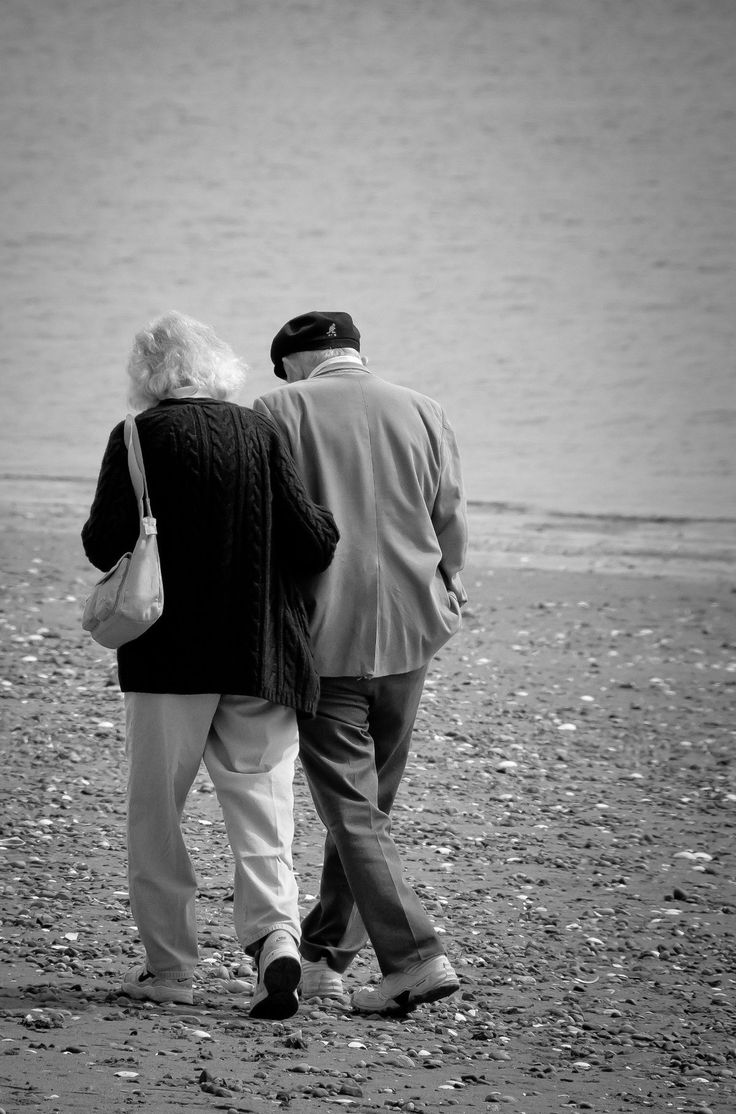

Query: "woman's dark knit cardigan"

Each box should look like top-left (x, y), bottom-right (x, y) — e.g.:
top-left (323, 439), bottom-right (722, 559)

top-left (82, 399), bottom-right (339, 714)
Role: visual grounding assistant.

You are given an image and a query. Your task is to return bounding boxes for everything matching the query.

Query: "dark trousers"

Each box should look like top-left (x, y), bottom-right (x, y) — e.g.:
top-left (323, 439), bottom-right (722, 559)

top-left (298, 666), bottom-right (445, 975)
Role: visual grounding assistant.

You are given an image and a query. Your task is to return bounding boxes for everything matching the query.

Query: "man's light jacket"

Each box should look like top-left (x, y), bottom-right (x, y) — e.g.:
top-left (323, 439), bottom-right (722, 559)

top-left (254, 356), bottom-right (467, 679)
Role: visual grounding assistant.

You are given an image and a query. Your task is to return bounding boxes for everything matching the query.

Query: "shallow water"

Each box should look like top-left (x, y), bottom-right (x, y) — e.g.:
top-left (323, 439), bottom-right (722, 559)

top-left (1, 0), bottom-right (734, 518)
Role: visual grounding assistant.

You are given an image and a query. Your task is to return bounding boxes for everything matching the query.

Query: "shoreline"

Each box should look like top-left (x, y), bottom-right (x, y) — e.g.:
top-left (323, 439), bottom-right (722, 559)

top-left (466, 502), bottom-right (736, 580)
top-left (2, 477), bottom-right (735, 582)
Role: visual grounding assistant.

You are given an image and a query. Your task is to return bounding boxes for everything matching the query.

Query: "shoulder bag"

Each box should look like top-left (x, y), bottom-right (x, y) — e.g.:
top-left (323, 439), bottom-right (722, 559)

top-left (82, 415), bottom-right (164, 648)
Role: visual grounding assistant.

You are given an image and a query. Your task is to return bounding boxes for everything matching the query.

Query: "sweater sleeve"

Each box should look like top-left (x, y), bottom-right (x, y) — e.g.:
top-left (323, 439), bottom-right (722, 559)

top-left (260, 417), bottom-right (339, 576)
top-left (81, 422), bottom-right (139, 571)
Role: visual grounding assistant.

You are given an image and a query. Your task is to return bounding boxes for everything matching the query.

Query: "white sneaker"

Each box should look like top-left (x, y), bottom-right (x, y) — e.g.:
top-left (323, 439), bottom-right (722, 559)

top-left (249, 930), bottom-right (301, 1020)
top-left (121, 964), bottom-right (193, 1005)
top-left (351, 955), bottom-right (459, 1015)
top-left (301, 958), bottom-right (346, 1001)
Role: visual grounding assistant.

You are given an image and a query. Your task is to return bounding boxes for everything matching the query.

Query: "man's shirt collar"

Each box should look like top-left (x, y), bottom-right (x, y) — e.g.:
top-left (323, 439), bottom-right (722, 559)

top-left (309, 354), bottom-right (367, 379)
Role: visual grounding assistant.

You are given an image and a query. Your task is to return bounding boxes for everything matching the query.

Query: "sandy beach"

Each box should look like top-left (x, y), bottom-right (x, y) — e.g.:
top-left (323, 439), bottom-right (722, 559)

top-left (1, 498), bottom-right (734, 1113)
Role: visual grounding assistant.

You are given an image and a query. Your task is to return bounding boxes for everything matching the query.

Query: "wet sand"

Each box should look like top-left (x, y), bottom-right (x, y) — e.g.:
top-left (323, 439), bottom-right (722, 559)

top-left (1, 501), bottom-right (734, 1112)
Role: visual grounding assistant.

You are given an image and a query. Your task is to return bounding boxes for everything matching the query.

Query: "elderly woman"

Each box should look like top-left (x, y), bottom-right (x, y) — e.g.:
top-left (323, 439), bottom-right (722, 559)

top-left (82, 311), bottom-right (338, 1019)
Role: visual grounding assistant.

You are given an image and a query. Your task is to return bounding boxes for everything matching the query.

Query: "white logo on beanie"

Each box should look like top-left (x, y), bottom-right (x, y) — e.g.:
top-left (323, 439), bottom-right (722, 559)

top-left (326, 323), bottom-right (337, 337)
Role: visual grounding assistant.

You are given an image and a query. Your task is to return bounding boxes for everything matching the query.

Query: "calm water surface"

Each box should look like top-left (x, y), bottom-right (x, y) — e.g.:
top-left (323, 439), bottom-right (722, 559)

top-left (1, 0), bottom-right (734, 518)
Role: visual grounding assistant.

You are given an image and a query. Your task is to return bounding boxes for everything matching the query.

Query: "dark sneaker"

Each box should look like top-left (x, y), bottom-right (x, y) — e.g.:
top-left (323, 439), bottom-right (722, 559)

top-left (249, 930), bottom-right (301, 1020)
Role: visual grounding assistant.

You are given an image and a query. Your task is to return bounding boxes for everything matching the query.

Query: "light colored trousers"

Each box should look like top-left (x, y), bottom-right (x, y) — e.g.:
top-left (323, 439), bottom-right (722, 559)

top-left (124, 692), bottom-right (300, 979)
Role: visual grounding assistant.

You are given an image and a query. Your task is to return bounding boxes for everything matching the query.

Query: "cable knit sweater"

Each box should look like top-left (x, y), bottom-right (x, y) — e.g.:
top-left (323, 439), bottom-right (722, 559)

top-left (82, 399), bottom-right (339, 712)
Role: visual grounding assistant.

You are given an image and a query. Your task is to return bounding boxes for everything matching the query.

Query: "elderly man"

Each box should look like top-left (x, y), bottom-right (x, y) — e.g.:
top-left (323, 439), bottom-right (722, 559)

top-left (254, 311), bottom-right (467, 1015)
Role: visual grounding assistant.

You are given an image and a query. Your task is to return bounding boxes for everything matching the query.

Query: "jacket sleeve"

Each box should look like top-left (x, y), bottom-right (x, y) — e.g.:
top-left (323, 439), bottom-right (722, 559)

top-left (259, 415), bottom-right (339, 577)
top-left (81, 422), bottom-right (139, 571)
top-left (432, 412), bottom-right (469, 607)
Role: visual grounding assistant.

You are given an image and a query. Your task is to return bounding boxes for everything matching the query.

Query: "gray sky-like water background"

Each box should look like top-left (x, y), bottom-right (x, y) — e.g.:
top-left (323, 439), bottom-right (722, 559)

top-left (1, 0), bottom-right (735, 520)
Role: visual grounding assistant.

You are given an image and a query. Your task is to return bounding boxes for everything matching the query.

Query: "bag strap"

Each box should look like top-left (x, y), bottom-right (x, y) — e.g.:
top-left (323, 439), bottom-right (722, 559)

top-left (123, 415), bottom-right (157, 536)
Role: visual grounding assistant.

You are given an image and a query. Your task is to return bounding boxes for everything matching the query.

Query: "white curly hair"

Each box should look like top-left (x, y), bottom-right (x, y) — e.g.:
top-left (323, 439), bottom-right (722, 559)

top-left (127, 311), bottom-right (248, 411)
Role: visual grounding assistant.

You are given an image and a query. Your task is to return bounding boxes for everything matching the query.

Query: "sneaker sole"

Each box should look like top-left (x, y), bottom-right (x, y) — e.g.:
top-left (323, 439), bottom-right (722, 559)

top-left (249, 955), bottom-right (301, 1020)
top-left (353, 977), bottom-right (460, 1016)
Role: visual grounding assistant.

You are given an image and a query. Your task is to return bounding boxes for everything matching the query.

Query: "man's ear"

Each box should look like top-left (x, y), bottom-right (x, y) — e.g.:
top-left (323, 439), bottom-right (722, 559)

top-left (283, 354), bottom-right (310, 383)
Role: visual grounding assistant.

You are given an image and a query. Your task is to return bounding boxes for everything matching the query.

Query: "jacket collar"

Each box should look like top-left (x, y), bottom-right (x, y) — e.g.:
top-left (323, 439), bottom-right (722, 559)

top-left (308, 354), bottom-right (368, 379)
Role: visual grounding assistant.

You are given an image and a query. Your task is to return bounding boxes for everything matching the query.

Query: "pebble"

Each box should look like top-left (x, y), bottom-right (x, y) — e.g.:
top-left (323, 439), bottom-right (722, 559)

top-left (224, 978), bottom-right (253, 993)
top-left (384, 1053), bottom-right (415, 1068)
